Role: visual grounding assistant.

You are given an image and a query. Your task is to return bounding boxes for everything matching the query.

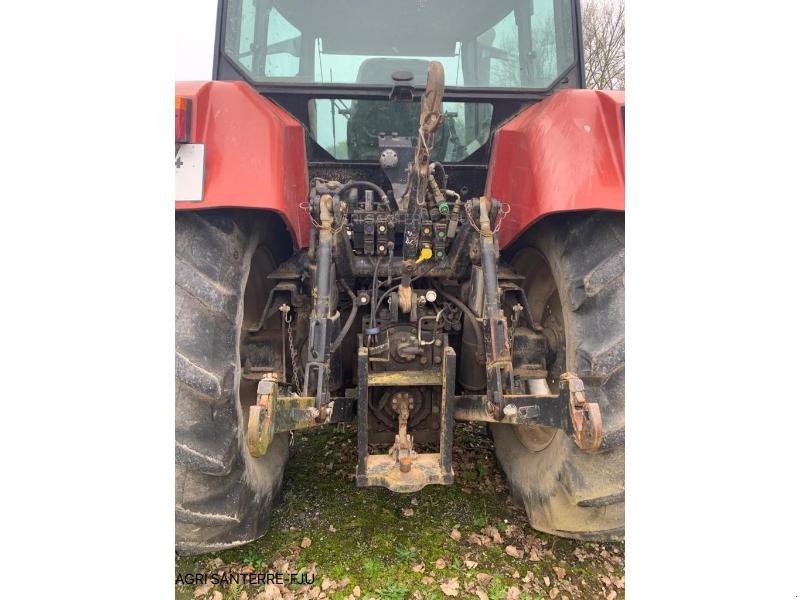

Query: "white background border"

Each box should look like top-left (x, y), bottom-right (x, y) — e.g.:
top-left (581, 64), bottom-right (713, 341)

top-left (1, 1), bottom-right (798, 598)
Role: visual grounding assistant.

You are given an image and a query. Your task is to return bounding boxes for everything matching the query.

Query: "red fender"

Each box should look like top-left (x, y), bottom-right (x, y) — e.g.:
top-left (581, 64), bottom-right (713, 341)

top-left (175, 81), bottom-right (310, 248)
top-left (486, 89), bottom-right (625, 249)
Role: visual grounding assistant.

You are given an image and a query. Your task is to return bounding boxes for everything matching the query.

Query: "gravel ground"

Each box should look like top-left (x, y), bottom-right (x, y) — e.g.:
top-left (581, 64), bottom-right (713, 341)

top-left (176, 422), bottom-right (624, 600)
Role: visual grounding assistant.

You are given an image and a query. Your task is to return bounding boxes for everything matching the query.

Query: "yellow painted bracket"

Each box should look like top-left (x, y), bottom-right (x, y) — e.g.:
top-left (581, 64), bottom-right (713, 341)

top-left (246, 374), bottom-right (320, 457)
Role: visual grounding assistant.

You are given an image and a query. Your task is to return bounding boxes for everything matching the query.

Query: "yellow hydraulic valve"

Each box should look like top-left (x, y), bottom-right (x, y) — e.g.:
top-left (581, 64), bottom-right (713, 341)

top-left (415, 246), bottom-right (433, 264)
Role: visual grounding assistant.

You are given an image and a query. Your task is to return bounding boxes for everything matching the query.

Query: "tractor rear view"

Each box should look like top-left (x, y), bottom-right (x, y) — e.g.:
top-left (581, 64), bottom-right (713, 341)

top-left (175, 0), bottom-right (624, 555)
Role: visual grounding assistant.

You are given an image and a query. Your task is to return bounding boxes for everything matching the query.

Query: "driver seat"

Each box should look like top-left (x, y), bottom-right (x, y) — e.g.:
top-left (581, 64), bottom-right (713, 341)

top-left (347, 58), bottom-right (446, 160)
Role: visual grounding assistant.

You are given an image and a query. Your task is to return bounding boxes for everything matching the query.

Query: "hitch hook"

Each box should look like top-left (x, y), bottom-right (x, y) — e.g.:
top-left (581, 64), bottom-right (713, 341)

top-left (560, 372), bottom-right (603, 451)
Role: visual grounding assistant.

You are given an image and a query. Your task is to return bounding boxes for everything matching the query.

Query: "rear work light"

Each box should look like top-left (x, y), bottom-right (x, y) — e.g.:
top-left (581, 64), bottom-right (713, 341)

top-left (175, 96), bottom-right (191, 143)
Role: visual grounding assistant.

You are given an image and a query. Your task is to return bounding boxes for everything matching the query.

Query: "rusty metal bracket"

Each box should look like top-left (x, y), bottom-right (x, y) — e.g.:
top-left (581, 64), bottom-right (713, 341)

top-left (452, 372), bottom-right (603, 452)
top-left (246, 373), bottom-right (355, 457)
top-left (356, 345), bottom-right (456, 492)
top-left (387, 393), bottom-right (416, 473)
top-left (560, 372), bottom-right (602, 451)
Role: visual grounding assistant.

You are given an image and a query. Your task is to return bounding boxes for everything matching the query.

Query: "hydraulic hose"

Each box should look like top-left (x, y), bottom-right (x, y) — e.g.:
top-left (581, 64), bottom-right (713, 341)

top-left (337, 181), bottom-right (389, 205)
top-left (369, 255), bottom-right (384, 332)
top-left (434, 284), bottom-right (483, 350)
top-left (330, 279), bottom-right (357, 354)
top-left (430, 161), bottom-right (447, 188)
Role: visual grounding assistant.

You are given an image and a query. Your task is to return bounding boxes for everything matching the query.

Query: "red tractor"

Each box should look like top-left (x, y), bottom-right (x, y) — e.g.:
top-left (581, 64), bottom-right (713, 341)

top-left (175, 0), bottom-right (624, 555)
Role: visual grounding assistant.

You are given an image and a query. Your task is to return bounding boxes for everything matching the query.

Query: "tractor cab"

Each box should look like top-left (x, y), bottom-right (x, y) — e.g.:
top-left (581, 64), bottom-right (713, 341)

top-left (215, 0), bottom-right (583, 169)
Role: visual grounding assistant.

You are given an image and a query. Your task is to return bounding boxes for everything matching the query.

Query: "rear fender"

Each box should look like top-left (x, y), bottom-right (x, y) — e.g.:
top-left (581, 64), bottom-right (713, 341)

top-left (175, 81), bottom-right (310, 248)
top-left (486, 89), bottom-right (625, 249)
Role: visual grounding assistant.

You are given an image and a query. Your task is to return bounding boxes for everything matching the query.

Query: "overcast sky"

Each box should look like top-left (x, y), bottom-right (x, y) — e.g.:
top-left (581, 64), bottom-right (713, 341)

top-left (176, 0), bottom-right (218, 79)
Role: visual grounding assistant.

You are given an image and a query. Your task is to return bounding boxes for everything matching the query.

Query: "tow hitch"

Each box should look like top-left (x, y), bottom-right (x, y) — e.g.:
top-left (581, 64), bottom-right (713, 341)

top-left (246, 373), bottom-right (355, 457)
top-left (453, 373), bottom-right (603, 452)
top-left (248, 370), bottom-right (601, 464)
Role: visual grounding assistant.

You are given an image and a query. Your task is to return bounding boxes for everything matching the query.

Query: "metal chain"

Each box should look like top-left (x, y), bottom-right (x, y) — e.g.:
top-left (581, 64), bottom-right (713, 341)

top-left (285, 312), bottom-right (302, 391)
top-left (300, 200), bottom-right (347, 235)
top-left (464, 199), bottom-right (482, 233)
top-left (495, 203), bottom-right (511, 231)
top-left (464, 199), bottom-right (511, 234)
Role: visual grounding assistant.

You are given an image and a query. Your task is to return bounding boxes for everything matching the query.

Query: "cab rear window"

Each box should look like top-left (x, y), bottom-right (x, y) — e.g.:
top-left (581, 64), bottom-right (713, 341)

top-left (309, 99), bottom-right (493, 162)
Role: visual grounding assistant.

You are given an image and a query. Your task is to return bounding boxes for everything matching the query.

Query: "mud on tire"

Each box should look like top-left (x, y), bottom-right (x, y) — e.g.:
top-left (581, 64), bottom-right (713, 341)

top-left (491, 211), bottom-right (624, 540)
top-left (175, 210), bottom-right (292, 554)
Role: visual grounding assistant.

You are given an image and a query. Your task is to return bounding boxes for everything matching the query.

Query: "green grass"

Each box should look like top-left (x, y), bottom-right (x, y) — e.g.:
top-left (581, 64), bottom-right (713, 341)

top-left (363, 557), bottom-right (384, 578)
top-left (375, 582), bottom-right (410, 600)
top-left (175, 423), bottom-right (625, 599)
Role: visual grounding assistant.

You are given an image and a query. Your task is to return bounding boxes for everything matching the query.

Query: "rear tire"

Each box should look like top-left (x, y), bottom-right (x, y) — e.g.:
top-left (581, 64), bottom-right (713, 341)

top-left (175, 210), bottom-right (291, 554)
top-left (492, 211), bottom-right (624, 540)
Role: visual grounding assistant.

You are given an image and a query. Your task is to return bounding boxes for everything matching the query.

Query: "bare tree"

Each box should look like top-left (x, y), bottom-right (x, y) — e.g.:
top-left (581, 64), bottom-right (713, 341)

top-left (582, 0), bottom-right (625, 90)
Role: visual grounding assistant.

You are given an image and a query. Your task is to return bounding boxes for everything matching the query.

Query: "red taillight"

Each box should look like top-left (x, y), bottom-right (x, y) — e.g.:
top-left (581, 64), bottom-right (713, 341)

top-left (175, 96), bottom-right (191, 143)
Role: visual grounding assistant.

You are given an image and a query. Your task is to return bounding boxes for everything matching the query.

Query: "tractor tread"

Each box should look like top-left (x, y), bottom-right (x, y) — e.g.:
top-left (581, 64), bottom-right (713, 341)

top-left (568, 246), bottom-right (624, 311)
top-left (175, 351), bottom-right (223, 402)
top-left (576, 492), bottom-right (626, 508)
top-left (175, 437), bottom-right (237, 475)
top-left (175, 505), bottom-right (241, 527)
top-left (175, 257), bottom-right (239, 322)
top-left (494, 211), bottom-right (625, 540)
top-left (174, 210), bottom-right (289, 555)
top-left (576, 337), bottom-right (625, 380)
